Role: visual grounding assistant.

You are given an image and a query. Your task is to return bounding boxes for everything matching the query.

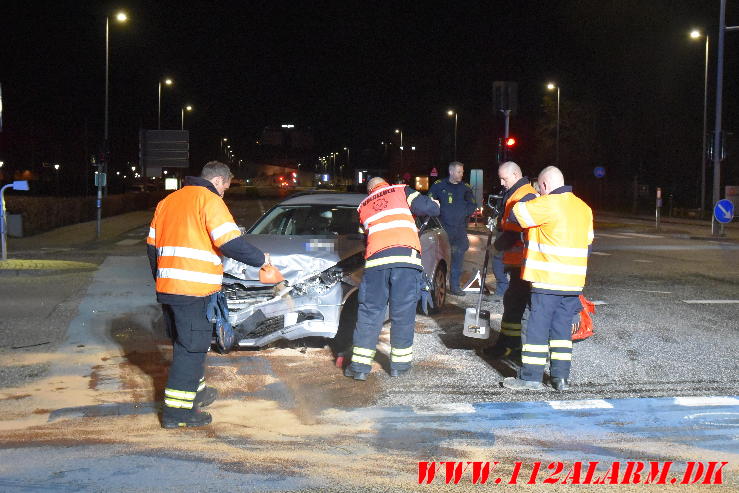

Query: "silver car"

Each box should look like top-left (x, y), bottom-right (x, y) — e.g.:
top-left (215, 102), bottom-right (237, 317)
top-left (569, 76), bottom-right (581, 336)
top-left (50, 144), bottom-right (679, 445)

top-left (222, 192), bottom-right (450, 350)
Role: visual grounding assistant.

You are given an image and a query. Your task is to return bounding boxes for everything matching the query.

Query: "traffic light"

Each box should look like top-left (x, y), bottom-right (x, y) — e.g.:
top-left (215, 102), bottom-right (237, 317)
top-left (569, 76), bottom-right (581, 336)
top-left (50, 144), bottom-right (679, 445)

top-left (505, 136), bottom-right (517, 148)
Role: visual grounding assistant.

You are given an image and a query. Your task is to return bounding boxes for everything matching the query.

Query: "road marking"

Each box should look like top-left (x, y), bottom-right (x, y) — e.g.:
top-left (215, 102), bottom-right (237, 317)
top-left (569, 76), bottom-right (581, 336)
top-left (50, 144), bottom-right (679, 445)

top-left (116, 239), bottom-right (141, 246)
top-left (595, 233), bottom-right (629, 239)
top-left (682, 299), bottom-right (739, 304)
top-left (591, 251), bottom-right (611, 256)
top-left (674, 396), bottom-right (739, 407)
top-left (620, 232), bottom-right (663, 238)
top-left (548, 399), bottom-right (613, 410)
top-left (633, 259), bottom-right (653, 263)
top-left (413, 403), bottom-right (476, 415)
top-left (591, 300), bottom-right (608, 305)
top-left (635, 289), bottom-right (672, 294)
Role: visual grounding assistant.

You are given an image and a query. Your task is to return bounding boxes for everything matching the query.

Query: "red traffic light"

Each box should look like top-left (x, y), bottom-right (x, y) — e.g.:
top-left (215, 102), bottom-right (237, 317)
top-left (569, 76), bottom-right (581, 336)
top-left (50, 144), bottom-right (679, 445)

top-left (505, 137), bottom-right (517, 147)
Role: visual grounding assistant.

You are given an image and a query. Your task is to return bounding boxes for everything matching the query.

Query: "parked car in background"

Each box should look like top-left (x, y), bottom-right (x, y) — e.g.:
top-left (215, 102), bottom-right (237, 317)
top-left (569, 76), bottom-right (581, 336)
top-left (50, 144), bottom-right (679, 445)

top-left (221, 192), bottom-right (451, 351)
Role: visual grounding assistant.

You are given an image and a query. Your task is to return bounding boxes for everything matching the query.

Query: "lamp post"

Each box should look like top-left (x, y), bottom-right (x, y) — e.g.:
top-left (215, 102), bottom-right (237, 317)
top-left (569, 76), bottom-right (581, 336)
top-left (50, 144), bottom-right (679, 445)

top-left (104, 11), bottom-right (128, 148)
top-left (395, 128), bottom-right (403, 169)
top-left (181, 104), bottom-right (192, 130)
top-left (157, 78), bottom-right (173, 129)
top-left (546, 82), bottom-right (560, 165)
top-left (690, 29), bottom-right (710, 214)
top-left (447, 109), bottom-right (458, 161)
top-left (343, 147), bottom-right (350, 177)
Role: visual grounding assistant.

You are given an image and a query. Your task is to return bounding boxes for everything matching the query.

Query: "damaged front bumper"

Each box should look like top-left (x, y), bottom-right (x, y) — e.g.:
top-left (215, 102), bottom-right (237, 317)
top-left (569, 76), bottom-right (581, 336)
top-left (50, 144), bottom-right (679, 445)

top-left (223, 278), bottom-right (349, 348)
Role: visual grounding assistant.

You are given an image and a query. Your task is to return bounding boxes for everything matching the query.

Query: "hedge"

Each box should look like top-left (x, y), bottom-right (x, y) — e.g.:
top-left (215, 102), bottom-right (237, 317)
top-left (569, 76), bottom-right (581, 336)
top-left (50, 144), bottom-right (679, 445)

top-left (4, 192), bottom-right (167, 236)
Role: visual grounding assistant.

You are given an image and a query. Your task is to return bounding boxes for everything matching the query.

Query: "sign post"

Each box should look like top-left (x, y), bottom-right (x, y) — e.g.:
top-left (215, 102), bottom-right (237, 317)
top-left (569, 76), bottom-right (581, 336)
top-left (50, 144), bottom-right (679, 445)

top-left (655, 187), bottom-right (662, 232)
top-left (1, 181), bottom-right (30, 261)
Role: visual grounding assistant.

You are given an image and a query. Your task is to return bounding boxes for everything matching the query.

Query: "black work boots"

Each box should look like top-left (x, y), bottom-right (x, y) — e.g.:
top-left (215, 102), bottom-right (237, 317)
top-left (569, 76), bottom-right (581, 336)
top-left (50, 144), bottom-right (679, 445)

top-left (161, 409), bottom-right (212, 429)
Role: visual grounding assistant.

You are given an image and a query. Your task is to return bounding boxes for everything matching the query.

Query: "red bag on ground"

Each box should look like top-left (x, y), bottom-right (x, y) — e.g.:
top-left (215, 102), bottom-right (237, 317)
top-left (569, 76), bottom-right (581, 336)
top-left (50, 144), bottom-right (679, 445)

top-left (571, 295), bottom-right (595, 341)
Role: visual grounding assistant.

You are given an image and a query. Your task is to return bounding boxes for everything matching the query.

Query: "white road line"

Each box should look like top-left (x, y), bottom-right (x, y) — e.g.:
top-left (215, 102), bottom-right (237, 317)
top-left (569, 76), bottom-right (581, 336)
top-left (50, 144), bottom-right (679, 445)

top-left (591, 300), bottom-right (608, 305)
top-left (548, 400), bottom-right (613, 410)
top-left (674, 396), bottom-right (739, 407)
top-left (682, 300), bottom-right (739, 304)
top-left (635, 289), bottom-right (672, 294)
top-left (595, 233), bottom-right (629, 239)
top-left (633, 259), bottom-right (653, 263)
top-left (413, 403), bottom-right (477, 415)
top-left (115, 239), bottom-right (141, 246)
top-left (591, 252), bottom-right (611, 256)
top-left (620, 232), bottom-right (664, 238)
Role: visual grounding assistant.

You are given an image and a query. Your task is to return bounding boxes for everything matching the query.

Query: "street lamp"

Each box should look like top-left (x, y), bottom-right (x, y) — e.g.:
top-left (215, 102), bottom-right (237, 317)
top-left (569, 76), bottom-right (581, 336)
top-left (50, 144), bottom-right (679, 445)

top-left (546, 82), bottom-right (560, 165)
top-left (395, 129), bottom-right (403, 169)
top-left (53, 164), bottom-right (60, 196)
top-left (181, 104), bottom-right (193, 130)
top-left (157, 78), bottom-right (173, 129)
top-left (104, 11), bottom-right (128, 147)
top-left (343, 147), bottom-right (350, 176)
top-left (690, 29), bottom-right (710, 214)
top-left (447, 109), bottom-right (458, 160)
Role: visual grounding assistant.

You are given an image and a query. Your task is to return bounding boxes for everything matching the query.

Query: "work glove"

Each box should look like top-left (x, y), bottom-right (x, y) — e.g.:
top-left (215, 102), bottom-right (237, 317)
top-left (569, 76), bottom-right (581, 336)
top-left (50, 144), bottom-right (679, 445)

top-left (419, 272), bottom-right (434, 315)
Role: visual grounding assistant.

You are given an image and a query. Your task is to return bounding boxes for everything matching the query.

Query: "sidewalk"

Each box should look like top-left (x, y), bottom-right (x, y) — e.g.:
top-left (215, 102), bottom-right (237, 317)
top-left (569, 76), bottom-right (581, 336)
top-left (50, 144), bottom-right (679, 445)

top-left (466, 211), bottom-right (738, 241)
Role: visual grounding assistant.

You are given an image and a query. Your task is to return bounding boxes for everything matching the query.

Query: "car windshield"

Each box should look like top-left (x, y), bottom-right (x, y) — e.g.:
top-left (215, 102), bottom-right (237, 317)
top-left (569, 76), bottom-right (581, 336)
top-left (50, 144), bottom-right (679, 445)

top-left (249, 205), bottom-right (360, 236)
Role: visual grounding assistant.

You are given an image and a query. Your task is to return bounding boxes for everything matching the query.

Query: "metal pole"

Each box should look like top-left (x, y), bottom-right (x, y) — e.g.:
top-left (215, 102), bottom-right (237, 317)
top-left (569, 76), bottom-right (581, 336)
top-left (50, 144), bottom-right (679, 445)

top-left (181, 108), bottom-right (184, 130)
top-left (104, 17), bottom-right (109, 143)
top-left (711, 0), bottom-right (726, 235)
top-left (1, 185), bottom-right (8, 261)
top-left (157, 82), bottom-right (162, 130)
top-left (555, 86), bottom-right (560, 165)
top-left (453, 113), bottom-right (458, 161)
top-left (400, 131), bottom-right (403, 170)
top-left (700, 36), bottom-right (709, 214)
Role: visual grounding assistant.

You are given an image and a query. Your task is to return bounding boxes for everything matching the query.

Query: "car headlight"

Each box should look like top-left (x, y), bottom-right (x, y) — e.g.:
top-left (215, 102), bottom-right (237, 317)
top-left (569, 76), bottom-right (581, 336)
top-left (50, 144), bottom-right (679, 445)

top-left (292, 266), bottom-right (343, 297)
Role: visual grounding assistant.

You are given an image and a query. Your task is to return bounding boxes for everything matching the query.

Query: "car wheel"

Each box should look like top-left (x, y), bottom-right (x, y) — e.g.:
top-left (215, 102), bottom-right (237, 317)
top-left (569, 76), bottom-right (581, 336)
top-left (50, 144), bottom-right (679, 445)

top-left (429, 262), bottom-right (446, 314)
top-left (330, 291), bottom-right (357, 358)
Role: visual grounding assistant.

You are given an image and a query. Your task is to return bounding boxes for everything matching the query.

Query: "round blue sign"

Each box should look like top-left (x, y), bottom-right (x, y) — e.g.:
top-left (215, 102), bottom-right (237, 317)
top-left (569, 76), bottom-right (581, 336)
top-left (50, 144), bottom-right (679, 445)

top-left (714, 199), bottom-right (735, 224)
top-left (594, 166), bottom-right (606, 179)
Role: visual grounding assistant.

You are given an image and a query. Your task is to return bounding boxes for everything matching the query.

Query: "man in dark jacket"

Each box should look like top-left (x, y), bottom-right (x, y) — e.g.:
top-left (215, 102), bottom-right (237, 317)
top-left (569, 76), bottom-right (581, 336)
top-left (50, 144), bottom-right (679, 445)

top-left (428, 162), bottom-right (478, 295)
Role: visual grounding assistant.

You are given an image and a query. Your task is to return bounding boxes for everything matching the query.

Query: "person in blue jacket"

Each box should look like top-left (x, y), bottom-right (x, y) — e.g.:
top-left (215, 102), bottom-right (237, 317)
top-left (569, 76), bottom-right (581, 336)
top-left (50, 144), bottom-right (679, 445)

top-left (428, 162), bottom-right (478, 295)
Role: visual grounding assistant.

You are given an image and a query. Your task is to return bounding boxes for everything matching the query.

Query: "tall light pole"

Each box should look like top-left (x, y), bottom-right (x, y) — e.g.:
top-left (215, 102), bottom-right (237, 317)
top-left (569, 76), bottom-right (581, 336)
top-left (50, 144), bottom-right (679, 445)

top-left (343, 147), bottom-right (350, 177)
top-left (395, 129), bottom-right (403, 169)
top-left (690, 30), bottom-right (710, 214)
top-left (157, 78), bottom-right (173, 129)
top-left (546, 82), bottom-right (560, 165)
top-left (447, 109), bottom-right (458, 161)
top-left (181, 104), bottom-right (192, 130)
top-left (104, 11), bottom-right (128, 147)
top-left (101, 11), bottom-right (128, 239)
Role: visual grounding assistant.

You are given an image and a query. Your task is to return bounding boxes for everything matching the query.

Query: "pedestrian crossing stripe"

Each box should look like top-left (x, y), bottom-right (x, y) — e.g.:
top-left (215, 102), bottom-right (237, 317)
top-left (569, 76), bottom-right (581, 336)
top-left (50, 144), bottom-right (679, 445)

top-left (674, 396), bottom-right (739, 406)
top-left (548, 399), bottom-right (613, 410)
top-left (682, 300), bottom-right (739, 304)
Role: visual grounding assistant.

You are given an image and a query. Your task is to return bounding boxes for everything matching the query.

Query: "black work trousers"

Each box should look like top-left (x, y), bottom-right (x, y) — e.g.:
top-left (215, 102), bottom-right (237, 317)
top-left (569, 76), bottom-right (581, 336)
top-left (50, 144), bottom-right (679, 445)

top-left (498, 268), bottom-right (531, 349)
top-left (162, 298), bottom-right (212, 413)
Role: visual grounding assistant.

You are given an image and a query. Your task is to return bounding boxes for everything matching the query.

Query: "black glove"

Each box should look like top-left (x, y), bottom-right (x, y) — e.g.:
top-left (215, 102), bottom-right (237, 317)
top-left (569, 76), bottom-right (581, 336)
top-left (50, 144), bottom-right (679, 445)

top-left (419, 272), bottom-right (434, 315)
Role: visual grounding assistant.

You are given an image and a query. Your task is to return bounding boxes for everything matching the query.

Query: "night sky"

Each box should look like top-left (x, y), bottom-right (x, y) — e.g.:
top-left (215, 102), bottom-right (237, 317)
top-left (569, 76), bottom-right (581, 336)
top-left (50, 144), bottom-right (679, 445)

top-left (1, 1), bottom-right (737, 206)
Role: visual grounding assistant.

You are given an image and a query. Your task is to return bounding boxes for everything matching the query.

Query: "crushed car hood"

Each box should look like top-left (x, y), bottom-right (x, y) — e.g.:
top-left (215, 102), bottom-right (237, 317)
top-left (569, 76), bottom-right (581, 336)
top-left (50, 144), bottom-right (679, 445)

top-left (222, 234), bottom-right (364, 284)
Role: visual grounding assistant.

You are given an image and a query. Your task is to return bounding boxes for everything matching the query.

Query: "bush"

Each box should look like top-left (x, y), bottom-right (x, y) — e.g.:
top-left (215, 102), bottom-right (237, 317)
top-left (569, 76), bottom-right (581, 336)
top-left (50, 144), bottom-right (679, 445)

top-left (4, 192), bottom-right (167, 235)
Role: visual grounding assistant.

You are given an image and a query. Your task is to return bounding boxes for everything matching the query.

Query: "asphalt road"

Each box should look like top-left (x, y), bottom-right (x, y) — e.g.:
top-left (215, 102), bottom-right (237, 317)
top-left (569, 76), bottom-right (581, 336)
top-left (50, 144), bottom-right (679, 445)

top-left (0, 196), bottom-right (737, 491)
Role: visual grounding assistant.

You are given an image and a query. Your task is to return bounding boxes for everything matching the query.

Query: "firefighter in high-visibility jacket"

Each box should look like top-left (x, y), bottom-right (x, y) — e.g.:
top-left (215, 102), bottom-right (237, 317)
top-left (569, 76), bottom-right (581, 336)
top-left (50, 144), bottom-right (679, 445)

top-left (485, 161), bottom-right (537, 359)
top-left (147, 161), bottom-right (269, 428)
top-left (502, 166), bottom-right (593, 392)
top-left (344, 177), bottom-right (440, 380)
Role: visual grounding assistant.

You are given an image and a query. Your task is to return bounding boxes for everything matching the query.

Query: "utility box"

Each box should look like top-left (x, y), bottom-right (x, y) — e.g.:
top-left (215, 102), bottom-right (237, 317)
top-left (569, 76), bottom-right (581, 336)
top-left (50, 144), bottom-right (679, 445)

top-left (7, 214), bottom-right (23, 237)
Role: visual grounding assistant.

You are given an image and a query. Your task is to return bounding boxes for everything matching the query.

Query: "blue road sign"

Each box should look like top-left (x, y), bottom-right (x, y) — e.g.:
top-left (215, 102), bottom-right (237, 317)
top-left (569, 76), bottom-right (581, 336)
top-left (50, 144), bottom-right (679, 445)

top-left (594, 166), bottom-right (606, 178)
top-left (714, 199), bottom-right (734, 224)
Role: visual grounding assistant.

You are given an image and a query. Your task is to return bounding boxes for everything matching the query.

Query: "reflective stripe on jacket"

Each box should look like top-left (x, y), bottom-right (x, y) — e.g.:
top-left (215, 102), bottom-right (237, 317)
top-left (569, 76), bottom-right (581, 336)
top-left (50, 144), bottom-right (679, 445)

top-left (501, 182), bottom-right (538, 267)
top-left (512, 191), bottom-right (594, 293)
top-left (147, 185), bottom-right (242, 297)
top-left (358, 184), bottom-right (422, 261)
